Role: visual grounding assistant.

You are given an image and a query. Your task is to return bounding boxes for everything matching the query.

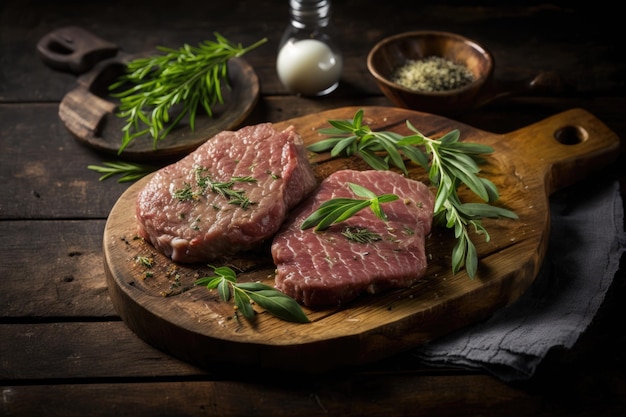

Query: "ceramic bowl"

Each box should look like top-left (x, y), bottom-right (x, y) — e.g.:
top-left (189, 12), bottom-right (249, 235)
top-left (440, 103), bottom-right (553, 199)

top-left (367, 30), bottom-right (494, 116)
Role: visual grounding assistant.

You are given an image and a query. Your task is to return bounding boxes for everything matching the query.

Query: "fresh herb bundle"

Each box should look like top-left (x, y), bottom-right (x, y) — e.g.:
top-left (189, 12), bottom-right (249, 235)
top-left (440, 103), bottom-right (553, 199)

top-left (110, 33), bottom-right (267, 153)
top-left (308, 109), bottom-right (518, 278)
top-left (194, 266), bottom-right (309, 323)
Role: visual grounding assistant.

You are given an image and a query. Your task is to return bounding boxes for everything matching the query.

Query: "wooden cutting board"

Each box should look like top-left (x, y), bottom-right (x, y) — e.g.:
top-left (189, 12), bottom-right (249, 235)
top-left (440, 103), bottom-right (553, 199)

top-left (103, 106), bottom-right (619, 373)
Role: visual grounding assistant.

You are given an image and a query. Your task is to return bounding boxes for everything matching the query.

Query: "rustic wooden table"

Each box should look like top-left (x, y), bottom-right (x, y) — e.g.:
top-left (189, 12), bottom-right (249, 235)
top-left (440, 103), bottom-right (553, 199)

top-left (1, 1), bottom-right (625, 416)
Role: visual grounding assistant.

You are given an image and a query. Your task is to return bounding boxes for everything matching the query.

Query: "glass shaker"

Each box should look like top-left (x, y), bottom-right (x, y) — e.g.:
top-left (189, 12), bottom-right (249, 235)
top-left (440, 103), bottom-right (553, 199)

top-left (276, 0), bottom-right (343, 96)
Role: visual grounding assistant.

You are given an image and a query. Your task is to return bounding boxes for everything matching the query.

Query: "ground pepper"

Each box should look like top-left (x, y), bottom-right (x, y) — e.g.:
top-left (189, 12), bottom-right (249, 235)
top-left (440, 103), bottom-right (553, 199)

top-left (391, 56), bottom-right (474, 92)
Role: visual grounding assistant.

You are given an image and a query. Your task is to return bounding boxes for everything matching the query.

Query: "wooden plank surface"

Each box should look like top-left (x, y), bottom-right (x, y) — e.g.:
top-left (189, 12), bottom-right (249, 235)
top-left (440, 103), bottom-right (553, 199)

top-left (2, 1), bottom-right (625, 416)
top-left (2, 279), bottom-right (626, 416)
top-left (0, 2), bottom-right (622, 102)
top-left (0, 376), bottom-right (543, 417)
top-left (0, 220), bottom-right (115, 317)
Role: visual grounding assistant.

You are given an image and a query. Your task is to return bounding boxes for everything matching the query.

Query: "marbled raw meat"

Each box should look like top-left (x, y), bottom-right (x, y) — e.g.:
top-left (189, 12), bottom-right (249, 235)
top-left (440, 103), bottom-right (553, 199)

top-left (271, 169), bottom-right (435, 307)
top-left (136, 123), bottom-right (317, 263)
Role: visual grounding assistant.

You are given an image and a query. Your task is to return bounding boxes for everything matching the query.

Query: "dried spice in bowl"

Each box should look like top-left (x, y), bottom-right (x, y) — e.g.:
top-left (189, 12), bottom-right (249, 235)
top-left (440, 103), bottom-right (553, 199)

top-left (391, 56), bottom-right (475, 92)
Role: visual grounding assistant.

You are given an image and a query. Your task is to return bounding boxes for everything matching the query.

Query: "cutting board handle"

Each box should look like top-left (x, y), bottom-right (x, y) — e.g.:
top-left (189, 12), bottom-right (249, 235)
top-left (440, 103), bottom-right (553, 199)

top-left (37, 26), bottom-right (119, 73)
top-left (507, 108), bottom-right (620, 194)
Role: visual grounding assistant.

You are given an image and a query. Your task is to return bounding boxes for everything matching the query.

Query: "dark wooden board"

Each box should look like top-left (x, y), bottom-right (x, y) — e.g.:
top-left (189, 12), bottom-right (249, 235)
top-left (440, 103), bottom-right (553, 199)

top-left (103, 106), bottom-right (619, 373)
top-left (57, 57), bottom-right (259, 161)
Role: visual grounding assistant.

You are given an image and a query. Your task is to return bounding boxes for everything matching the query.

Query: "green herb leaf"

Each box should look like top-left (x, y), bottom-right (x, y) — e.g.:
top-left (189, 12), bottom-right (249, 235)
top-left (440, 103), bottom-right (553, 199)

top-left (238, 282), bottom-right (310, 323)
top-left (348, 182), bottom-right (376, 199)
top-left (111, 34), bottom-right (267, 154)
top-left (194, 276), bottom-right (223, 289)
top-left (233, 289), bottom-right (255, 319)
top-left (194, 266), bottom-right (309, 323)
top-left (301, 183), bottom-right (399, 231)
top-left (458, 202), bottom-right (518, 219)
top-left (218, 278), bottom-right (231, 301)
top-left (87, 161), bottom-right (156, 183)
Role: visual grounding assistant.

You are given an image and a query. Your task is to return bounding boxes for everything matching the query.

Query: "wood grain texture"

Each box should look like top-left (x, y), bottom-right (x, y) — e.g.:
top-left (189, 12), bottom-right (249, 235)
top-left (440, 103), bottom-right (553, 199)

top-left (0, 103), bottom-right (134, 220)
top-left (2, 1), bottom-right (625, 415)
top-left (0, 220), bottom-right (116, 318)
top-left (0, 376), bottom-right (541, 417)
top-left (103, 105), bottom-right (619, 372)
top-left (3, 301), bottom-right (626, 416)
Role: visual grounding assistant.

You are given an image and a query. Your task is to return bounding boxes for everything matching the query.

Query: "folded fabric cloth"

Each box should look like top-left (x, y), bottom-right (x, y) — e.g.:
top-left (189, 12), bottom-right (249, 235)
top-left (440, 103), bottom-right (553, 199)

top-left (413, 178), bottom-right (626, 382)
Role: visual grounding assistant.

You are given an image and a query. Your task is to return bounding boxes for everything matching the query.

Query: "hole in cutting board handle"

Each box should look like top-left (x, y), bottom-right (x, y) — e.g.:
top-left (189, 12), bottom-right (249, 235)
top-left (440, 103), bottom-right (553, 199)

top-left (46, 39), bottom-right (74, 55)
top-left (554, 125), bottom-right (587, 145)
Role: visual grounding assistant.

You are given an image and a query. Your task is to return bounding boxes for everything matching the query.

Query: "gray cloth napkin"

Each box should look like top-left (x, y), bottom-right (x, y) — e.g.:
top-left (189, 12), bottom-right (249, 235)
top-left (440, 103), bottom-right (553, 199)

top-left (413, 178), bottom-right (626, 382)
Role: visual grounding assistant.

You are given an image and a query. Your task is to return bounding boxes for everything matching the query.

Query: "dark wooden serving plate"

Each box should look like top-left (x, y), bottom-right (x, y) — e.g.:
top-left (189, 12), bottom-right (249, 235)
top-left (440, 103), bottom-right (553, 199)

top-left (103, 106), bottom-right (619, 373)
top-left (38, 26), bottom-right (260, 161)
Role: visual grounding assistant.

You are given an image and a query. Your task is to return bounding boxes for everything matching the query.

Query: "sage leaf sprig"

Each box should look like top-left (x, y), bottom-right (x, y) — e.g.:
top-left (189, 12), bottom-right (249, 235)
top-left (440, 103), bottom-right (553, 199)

top-left (301, 182), bottom-right (399, 231)
top-left (309, 109), bottom-right (518, 278)
top-left (87, 161), bottom-right (156, 183)
top-left (110, 33), bottom-right (267, 154)
top-left (308, 109), bottom-right (428, 176)
top-left (194, 266), bottom-right (310, 324)
top-left (398, 122), bottom-right (517, 277)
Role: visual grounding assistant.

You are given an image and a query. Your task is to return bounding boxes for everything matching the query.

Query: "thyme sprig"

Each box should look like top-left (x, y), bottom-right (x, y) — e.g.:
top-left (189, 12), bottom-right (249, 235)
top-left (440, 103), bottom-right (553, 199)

top-left (110, 33), bottom-right (267, 154)
top-left (200, 175), bottom-right (257, 209)
top-left (309, 109), bottom-right (518, 278)
top-left (194, 266), bottom-right (309, 323)
top-left (173, 167), bottom-right (257, 209)
top-left (341, 227), bottom-right (382, 244)
top-left (301, 182), bottom-right (399, 231)
top-left (87, 161), bottom-right (156, 183)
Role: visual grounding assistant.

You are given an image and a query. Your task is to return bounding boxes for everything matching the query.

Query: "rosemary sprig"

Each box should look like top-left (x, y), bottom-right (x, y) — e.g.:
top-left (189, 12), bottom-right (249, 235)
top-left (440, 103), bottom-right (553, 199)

top-left (308, 109), bottom-right (518, 278)
top-left (110, 33), bottom-right (267, 154)
top-left (87, 161), bottom-right (156, 183)
top-left (301, 182), bottom-right (399, 231)
top-left (194, 266), bottom-right (309, 323)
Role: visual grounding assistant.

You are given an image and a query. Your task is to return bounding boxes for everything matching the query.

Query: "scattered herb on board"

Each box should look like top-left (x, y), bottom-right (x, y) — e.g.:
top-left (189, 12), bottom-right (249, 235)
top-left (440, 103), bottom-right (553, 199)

top-left (194, 266), bottom-right (309, 323)
top-left (110, 33), bottom-right (268, 154)
top-left (391, 56), bottom-right (474, 92)
top-left (87, 161), bottom-right (156, 183)
top-left (307, 109), bottom-right (518, 278)
top-left (301, 182), bottom-right (399, 231)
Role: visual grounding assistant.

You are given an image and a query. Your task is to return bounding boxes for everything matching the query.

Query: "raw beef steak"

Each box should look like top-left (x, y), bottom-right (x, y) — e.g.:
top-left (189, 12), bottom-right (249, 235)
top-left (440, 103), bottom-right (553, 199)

top-left (271, 169), bottom-right (435, 307)
top-left (136, 123), bottom-right (317, 263)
